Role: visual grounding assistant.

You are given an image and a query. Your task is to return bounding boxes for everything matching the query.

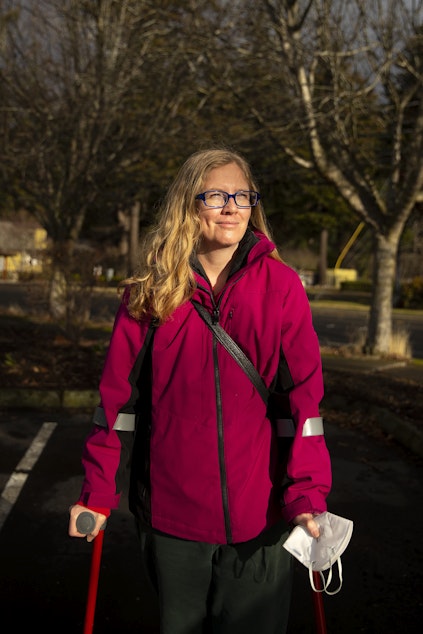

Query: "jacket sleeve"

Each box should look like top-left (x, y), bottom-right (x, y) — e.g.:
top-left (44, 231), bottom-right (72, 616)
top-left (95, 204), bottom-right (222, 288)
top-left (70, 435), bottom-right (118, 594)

top-left (279, 273), bottom-right (332, 524)
top-left (78, 303), bottom-right (149, 510)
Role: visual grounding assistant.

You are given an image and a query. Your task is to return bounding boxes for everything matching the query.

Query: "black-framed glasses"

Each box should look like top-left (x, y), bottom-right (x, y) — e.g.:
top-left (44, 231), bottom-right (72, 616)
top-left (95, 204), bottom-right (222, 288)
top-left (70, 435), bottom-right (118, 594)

top-left (195, 190), bottom-right (261, 208)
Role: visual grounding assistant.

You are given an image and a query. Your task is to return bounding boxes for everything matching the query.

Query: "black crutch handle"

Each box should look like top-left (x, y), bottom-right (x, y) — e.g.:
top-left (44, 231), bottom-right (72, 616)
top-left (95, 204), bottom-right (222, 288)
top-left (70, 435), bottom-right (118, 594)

top-left (76, 511), bottom-right (107, 535)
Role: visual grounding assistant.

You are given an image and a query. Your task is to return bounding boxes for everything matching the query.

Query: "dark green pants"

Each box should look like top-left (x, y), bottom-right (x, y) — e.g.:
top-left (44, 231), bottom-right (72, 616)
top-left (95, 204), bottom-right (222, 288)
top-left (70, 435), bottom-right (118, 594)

top-left (138, 521), bottom-right (293, 634)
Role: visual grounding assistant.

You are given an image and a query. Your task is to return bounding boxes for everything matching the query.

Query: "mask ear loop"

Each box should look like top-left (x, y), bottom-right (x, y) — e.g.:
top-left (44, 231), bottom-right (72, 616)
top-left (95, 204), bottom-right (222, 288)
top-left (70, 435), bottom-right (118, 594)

top-left (309, 558), bottom-right (343, 595)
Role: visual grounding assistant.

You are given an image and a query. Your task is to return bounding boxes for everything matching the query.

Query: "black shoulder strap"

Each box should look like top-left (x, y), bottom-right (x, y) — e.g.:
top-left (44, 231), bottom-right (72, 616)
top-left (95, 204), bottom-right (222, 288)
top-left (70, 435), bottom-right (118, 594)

top-left (191, 300), bottom-right (269, 405)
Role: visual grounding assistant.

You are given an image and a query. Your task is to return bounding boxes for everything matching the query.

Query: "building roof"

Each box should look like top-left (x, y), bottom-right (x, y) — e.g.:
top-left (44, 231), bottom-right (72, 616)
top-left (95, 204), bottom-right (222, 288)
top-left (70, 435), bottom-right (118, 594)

top-left (0, 220), bottom-right (46, 256)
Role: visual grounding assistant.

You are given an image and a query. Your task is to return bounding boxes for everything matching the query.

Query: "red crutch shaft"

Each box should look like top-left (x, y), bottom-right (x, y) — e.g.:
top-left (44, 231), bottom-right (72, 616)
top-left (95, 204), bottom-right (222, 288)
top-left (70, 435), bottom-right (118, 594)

top-left (83, 528), bottom-right (105, 634)
top-left (311, 571), bottom-right (327, 634)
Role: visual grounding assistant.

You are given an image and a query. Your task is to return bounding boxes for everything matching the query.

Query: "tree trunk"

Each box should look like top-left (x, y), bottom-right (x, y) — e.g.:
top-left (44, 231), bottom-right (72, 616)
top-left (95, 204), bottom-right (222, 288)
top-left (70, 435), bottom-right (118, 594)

top-left (49, 267), bottom-right (67, 319)
top-left (128, 200), bottom-right (140, 276)
top-left (48, 241), bottom-right (75, 319)
top-left (366, 234), bottom-right (398, 355)
top-left (48, 240), bottom-right (94, 342)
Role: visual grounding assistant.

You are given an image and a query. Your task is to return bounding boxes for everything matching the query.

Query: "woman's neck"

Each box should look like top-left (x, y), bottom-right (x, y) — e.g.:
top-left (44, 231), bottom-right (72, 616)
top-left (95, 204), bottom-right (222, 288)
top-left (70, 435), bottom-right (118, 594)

top-left (197, 249), bottom-right (235, 295)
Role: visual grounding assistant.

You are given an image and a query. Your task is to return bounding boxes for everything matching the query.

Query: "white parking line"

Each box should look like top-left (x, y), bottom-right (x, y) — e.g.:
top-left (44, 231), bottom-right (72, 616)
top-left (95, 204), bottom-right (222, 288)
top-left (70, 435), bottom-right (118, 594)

top-left (0, 421), bottom-right (57, 531)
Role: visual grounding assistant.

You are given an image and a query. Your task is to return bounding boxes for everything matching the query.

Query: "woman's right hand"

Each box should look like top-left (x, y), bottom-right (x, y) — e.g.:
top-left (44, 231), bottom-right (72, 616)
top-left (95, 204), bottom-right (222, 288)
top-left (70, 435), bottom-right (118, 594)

top-left (68, 505), bottom-right (107, 542)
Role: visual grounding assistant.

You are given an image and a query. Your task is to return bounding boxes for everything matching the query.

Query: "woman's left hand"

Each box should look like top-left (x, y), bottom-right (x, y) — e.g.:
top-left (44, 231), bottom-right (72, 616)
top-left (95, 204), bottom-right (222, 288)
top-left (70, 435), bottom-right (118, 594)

top-left (292, 513), bottom-right (320, 538)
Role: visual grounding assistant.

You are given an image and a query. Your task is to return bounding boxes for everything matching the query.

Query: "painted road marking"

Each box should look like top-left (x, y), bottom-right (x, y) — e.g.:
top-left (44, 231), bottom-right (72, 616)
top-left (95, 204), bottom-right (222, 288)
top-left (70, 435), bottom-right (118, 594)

top-left (0, 422), bottom-right (57, 531)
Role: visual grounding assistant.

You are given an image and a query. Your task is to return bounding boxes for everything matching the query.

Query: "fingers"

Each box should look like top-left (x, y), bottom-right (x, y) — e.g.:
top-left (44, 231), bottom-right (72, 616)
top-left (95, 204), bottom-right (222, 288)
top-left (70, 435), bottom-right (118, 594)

top-left (68, 505), bottom-right (105, 541)
top-left (292, 512), bottom-right (320, 538)
top-left (305, 518), bottom-right (320, 539)
top-left (86, 531), bottom-right (97, 543)
top-left (68, 505), bottom-right (88, 539)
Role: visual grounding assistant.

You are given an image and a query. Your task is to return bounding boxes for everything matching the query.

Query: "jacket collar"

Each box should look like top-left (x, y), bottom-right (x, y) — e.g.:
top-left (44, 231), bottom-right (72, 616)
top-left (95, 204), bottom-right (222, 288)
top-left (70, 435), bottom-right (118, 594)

top-left (191, 228), bottom-right (273, 282)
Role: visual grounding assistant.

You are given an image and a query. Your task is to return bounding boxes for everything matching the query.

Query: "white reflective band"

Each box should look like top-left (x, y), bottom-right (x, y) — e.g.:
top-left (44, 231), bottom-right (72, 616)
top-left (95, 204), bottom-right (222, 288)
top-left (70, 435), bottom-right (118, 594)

top-left (93, 406), bottom-right (136, 431)
top-left (303, 417), bottom-right (324, 436)
top-left (275, 416), bottom-right (324, 437)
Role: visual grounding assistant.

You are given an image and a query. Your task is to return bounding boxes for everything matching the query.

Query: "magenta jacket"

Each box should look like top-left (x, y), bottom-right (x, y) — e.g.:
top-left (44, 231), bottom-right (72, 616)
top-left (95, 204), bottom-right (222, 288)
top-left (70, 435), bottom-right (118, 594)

top-left (79, 229), bottom-right (331, 544)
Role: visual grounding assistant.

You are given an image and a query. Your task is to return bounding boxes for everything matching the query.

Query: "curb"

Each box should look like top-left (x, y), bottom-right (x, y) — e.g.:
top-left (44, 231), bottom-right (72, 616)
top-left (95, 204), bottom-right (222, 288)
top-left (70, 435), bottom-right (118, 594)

top-left (1, 388), bottom-right (422, 459)
top-left (322, 392), bottom-right (423, 460)
top-left (370, 405), bottom-right (423, 459)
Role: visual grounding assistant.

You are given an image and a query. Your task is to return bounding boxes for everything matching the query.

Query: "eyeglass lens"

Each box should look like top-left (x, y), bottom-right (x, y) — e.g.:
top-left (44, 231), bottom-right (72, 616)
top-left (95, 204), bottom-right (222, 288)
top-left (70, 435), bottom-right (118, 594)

top-left (202, 191), bottom-right (258, 207)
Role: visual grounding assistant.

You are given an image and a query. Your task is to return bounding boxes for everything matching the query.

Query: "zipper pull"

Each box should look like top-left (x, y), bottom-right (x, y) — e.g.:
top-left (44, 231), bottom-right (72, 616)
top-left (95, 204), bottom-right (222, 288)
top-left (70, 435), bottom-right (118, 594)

top-left (212, 307), bottom-right (220, 324)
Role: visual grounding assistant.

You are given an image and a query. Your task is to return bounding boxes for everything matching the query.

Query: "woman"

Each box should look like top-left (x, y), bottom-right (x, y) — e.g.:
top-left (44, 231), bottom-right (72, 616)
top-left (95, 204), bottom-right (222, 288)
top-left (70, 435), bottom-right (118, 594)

top-left (69, 147), bottom-right (332, 633)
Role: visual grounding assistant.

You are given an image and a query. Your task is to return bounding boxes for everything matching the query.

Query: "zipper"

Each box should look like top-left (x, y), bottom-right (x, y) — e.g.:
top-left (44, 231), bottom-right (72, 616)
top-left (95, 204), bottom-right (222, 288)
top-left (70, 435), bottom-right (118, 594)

top-left (193, 252), bottom-right (257, 542)
top-left (213, 335), bottom-right (232, 543)
top-left (207, 291), bottom-right (232, 543)
top-left (195, 281), bottom-right (243, 543)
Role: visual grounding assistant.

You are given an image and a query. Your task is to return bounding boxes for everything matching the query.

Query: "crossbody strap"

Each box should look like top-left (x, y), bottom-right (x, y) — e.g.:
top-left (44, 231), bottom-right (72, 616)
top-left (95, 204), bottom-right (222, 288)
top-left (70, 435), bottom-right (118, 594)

top-left (191, 300), bottom-right (269, 405)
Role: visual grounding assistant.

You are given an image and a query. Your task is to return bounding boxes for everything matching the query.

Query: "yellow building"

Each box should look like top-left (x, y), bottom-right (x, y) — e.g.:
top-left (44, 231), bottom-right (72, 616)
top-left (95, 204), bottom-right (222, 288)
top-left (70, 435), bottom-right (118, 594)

top-left (326, 268), bottom-right (358, 289)
top-left (0, 221), bottom-right (48, 280)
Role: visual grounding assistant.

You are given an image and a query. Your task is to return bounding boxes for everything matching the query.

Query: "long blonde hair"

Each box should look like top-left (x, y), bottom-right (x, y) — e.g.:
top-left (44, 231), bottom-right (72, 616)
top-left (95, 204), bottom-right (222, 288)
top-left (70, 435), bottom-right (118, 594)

top-left (120, 147), bottom-right (281, 323)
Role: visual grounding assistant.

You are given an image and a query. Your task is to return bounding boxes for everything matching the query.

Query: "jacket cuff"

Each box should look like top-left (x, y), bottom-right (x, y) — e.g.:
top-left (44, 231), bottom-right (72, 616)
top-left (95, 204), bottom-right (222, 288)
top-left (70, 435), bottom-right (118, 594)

top-left (78, 491), bottom-right (120, 510)
top-left (76, 501), bottom-right (111, 518)
top-left (280, 495), bottom-right (326, 525)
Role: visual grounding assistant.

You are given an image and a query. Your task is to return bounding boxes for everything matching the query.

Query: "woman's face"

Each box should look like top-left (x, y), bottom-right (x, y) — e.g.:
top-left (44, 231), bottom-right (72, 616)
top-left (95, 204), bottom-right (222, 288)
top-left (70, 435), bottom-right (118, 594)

top-left (197, 162), bottom-right (252, 253)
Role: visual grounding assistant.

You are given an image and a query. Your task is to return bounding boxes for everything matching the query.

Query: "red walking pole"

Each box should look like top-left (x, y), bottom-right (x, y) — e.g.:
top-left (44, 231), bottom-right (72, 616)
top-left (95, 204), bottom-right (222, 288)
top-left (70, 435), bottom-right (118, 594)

top-left (311, 571), bottom-right (327, 634)
top-left (83, 528), bottom-right (105, 634)
top-left (76, 512), bottom-right (106, 634)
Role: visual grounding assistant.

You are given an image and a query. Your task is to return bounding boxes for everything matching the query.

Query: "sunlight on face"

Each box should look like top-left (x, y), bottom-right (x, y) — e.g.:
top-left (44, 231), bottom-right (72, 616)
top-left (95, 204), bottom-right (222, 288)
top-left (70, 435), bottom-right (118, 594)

top-left (197, 162), bottom-right (252, 253)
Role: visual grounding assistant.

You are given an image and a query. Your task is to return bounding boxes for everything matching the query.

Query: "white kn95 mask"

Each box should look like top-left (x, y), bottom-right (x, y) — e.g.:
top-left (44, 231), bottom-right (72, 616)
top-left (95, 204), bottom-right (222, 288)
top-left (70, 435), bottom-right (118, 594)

top-left (283, 511), bottom-right (353, 595)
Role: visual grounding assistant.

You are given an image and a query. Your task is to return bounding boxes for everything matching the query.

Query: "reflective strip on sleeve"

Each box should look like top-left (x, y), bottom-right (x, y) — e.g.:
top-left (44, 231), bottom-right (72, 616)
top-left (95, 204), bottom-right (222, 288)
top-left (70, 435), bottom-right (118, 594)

top-left (302, 417), bottom-right (324, 436)
top-left (93, 407), bottom-right (136, 431)
top-left (275, 416), bottom-right (324, 437)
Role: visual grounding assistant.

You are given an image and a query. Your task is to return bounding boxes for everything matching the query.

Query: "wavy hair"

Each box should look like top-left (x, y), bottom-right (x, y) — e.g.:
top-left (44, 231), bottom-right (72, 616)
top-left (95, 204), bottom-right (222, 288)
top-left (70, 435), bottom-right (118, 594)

top-left (120, 147), bottom-right (282, 323)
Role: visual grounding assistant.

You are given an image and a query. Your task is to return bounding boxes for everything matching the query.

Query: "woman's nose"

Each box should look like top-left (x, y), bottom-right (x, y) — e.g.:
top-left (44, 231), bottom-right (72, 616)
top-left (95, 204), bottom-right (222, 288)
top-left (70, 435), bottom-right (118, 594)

top-left (222, 197), bottom-right (238, 212)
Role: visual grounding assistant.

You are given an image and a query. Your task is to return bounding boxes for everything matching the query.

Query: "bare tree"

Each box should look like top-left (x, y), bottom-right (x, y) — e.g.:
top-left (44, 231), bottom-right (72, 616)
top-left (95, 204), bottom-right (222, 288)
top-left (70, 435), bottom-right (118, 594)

top-left (209, 0), bottom-right (423, 355)
top-left (264, 0), bottom-right (423, 354)
top-left (1, 0), bottom-right (421, 353)
top-left (0, 0), bottom-right (202, 314)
